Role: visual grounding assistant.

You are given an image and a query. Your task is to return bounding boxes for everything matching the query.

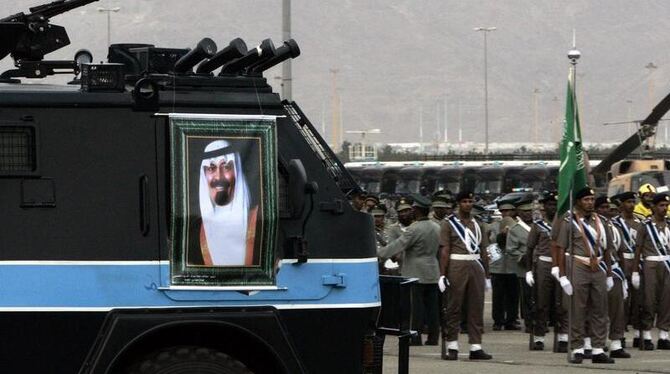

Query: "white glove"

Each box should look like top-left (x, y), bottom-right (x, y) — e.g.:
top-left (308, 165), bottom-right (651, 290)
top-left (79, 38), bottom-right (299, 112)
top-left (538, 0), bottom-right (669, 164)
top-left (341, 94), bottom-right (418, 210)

top-left (525, 271), bottom-right (535, 287)
top-left (559, 276), bottom-right (573, 296)
top-left (632, 272), bottom-right (640, 289)
top-left (551, 266), bottom-right (560, 281)
top-left (606, 276), bottom-right (614, 291)
top-left (622, 281), bottom-right (629, 299)
top-left (438, 275), bottom-right (449, 293)
top-left (485, 278), bottom-right (492, 292)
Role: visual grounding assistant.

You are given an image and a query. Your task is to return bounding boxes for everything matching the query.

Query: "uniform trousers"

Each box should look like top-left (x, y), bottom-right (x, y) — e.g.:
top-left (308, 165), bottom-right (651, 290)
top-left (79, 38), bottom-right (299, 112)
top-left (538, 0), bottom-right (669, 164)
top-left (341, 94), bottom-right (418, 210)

top-left (563, 262), bottom-right (609, 349)
top-left (491, 273), bottom-right (518, 326)
top-left (608, 277), bottom-right (626, 341)
top-left (443, 259), bottom-right (485, 344)
top-left (534, 260), bottom-right (568, 336)
top-left (641, 260), bottom-right (670, 331)
top-left (411, 283), bottom-right (440, 342)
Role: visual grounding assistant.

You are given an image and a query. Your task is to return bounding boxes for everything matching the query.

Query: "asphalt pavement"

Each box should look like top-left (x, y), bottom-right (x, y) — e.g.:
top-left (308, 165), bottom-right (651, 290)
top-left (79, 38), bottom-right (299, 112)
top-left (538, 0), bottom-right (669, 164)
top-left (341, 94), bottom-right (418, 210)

top-left (382, 294), bottom-right (670, 373)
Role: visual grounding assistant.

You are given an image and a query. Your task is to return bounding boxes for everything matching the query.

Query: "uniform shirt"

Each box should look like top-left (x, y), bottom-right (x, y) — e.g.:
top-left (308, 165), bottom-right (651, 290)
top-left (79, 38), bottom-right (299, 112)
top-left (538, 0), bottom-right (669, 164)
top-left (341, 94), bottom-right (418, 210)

top-left (635, 217), bottom-right (670, 259)
top-left (378, 218), bottom-right (441, 284)
top-left (556, 212), bottom-right (614, 259)
top-left (506, 219), bottom-right (532, 277)
top-left (526, 219), bottom-right (553, 268)
top-left (385, 222), bottom-right (407, 242)
top-left (440, 215), bottom-right (490, 255)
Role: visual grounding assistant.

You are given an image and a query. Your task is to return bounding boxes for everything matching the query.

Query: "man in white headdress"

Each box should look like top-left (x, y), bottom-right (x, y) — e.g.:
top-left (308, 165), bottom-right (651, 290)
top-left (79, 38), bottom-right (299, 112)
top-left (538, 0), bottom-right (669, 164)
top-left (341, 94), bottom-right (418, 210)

top-left (189, 139), bottom-right (259, 266)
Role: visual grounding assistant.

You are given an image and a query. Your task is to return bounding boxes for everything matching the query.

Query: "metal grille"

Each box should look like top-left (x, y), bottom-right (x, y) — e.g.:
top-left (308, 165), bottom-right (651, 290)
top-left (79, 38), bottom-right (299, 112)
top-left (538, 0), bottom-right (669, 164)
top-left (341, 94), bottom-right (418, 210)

top-left (283, 101), bottom-right (359, 194)
top-left (0, 126), bottom-right (35, 172)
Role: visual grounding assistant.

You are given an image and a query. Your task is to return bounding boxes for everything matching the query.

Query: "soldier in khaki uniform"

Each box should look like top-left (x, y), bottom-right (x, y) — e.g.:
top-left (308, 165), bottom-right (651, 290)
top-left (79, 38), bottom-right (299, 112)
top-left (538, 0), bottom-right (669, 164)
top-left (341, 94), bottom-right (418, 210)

top-left (506, 196), bottom-right (535, 333)
top-left (555, 187), bottom-right (615, 364)
top-left (431, 196), bottom-right (451, 225)
top-left (595, 196), bottom-right (632, 358)
top-left (525, 191), bottom-right (567, 351)
top-left (378, 195), bottom-right (441, 346)
top-left (611, 192), bottom-right (642, 348)
top-left (439, 191), bottom-right (492, 360)
top-left (632, 193), bottom-right (670, 350)
top-left (386, 197), bottom-right (414, 242)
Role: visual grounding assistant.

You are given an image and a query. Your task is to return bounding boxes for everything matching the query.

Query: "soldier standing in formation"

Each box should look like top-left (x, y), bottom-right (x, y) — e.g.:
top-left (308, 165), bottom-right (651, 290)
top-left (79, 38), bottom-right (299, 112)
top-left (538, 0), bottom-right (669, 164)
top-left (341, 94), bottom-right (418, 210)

top-left (632, 193), bottom-right (670, 350)
top-left (525, 191), bottom-right (568, 351)
top-left (378, 195), bottom-right (441, 346)
top-left (634, 184), bottom-right (656, 220)
top-left (555, 187), bottom-right (615, 364)
top-left (439, 191), bottom-right (493, 360)
top-left (595, 196), bottom-right (632, 358)
top-left (611, 192), bottom-right (642, 348)
top-left (506, 196), bottom-right (535, 333)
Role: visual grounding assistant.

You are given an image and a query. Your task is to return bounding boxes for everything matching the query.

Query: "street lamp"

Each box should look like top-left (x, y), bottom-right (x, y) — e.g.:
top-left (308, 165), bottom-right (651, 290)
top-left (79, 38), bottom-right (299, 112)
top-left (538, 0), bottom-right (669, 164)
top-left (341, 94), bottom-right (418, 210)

top-left (98, 6), bottom-right (121, 50)
top-left (474, 26), bottom-right (496, 154)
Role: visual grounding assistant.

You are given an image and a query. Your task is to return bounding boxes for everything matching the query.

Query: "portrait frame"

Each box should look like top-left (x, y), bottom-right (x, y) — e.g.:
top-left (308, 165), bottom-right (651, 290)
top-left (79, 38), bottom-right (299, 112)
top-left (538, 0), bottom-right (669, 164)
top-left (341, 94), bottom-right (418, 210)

top-left (169, 114), bottom-right (278, 286)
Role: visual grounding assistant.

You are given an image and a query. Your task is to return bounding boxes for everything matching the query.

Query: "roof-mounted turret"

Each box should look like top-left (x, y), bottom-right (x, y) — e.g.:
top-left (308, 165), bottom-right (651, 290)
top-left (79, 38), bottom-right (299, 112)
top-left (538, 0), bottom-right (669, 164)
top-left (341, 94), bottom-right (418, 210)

top-left (0, 0), bottom-right (99, 82)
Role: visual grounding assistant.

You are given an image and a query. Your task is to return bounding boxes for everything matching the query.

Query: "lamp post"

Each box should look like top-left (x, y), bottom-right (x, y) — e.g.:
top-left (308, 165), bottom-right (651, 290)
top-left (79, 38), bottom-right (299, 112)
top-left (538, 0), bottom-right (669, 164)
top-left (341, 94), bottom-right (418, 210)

top-left (474, 26), bottom-right (496, 155)
top-left (97, 6), bottom-right (120, 50)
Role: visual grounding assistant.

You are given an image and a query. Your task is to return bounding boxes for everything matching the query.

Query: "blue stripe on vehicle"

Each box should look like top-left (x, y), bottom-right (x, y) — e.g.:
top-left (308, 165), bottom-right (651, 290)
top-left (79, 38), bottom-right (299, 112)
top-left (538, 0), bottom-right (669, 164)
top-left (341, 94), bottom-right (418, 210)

top-left (0, 260), bottom-right (380, 308)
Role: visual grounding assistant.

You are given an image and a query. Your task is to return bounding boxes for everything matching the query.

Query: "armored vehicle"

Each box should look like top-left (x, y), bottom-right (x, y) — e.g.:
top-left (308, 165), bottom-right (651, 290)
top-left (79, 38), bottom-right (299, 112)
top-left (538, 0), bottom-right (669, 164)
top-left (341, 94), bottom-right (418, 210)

top-left (0, 1), bottom-right (381, 373)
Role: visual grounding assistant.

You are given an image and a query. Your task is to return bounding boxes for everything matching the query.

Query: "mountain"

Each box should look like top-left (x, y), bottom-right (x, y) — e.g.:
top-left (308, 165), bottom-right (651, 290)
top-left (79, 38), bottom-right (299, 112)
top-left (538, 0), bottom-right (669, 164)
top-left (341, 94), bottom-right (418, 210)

top-left (2, 0), bottom-right (670, 146)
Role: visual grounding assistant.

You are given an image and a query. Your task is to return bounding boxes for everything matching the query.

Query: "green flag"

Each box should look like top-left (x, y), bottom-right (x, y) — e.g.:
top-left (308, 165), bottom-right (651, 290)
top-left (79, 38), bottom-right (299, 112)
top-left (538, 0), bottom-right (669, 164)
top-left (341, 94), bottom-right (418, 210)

top-left (557, 66), bottom-right (587, 216)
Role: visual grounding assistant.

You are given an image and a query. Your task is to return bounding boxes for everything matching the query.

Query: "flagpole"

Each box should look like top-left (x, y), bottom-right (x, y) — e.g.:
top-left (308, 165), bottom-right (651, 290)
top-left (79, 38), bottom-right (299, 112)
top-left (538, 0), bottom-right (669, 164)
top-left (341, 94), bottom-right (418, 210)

top-left (566, 39), bottom-right (581, 364)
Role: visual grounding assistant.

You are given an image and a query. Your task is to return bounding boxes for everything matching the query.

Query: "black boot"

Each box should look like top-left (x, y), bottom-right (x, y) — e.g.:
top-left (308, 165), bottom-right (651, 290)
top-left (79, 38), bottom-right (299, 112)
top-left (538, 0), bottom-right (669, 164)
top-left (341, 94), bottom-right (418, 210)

top-left (643, 339), bottom-right (655, 350)
top-left (409, 335), bottom-right (422, 346)
top-left (443, 349), bottom-right (458, 360)
top-left (469, 349), bottom-right (492, 360)
top-left (657, 339), bottom-right (670, 350)
top-left (583, 349), bottom-right (592, 359)
top-left (592, 353), bottom-right (615, 364)
top-left (610, 349), bottom-right (631, 358)
top-left (531, 341), bottom-right (544, 351)
top-left (556, 341), bottom-right (568, 353)
top-left (570, 353), bottom-right (584, 364)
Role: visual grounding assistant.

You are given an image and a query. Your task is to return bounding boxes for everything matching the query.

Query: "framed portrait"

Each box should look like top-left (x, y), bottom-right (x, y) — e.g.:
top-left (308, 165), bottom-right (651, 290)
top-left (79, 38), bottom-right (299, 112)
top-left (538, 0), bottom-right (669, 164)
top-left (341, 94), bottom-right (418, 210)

top-left (169, 114), bottom-right (278, 286)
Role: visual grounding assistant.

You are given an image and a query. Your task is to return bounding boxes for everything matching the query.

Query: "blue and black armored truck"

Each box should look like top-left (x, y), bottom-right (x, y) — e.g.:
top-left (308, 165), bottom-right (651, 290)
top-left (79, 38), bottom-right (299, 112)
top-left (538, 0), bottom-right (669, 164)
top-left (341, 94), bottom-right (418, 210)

top-left (0, 1), bottom-right (384, 372)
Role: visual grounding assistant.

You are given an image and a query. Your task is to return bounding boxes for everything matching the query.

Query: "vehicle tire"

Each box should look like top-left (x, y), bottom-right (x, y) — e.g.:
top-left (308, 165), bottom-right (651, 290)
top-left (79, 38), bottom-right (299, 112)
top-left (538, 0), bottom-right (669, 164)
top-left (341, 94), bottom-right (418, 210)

top-left (127, 346), bottom-right (254, 374)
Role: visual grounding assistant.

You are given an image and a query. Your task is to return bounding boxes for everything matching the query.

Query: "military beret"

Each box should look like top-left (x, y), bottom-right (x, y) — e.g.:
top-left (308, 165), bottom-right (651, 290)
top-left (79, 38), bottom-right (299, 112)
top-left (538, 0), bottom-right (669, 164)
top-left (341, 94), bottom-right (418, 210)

top-left (594, 196), bottom-right (610, 208)
top-left (539, 190), bottom-right (558, 203)
top-left (411, 194), bottom-right (432, 209)
top-left (652, 193), bottom-right (670, 205)
top-left (611, 191), bottom-right (637, 205)
top-left (370, 204), bottom-right (387, 216)
top-left (456, 190), bottom-right (474, 201)
top-left (396, 197), bottom-right (413, 211)
top-left (575, 186), bottom-right (595, 200)
top-left (431, 196), bottom-right (450, 208)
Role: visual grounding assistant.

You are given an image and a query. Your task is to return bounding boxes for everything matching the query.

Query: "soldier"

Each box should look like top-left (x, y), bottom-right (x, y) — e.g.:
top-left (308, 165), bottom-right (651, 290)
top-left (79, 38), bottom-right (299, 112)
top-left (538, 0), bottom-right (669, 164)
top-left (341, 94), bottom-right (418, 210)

top-left (383, 197), bottom-right (414, 274)
top-left (364, 194), bottom-right (380, 213)
top-left (372, 203), bottom-right (399, 276)
top-left (378, 195), bottom-right (441, 346)
top-left (596, 196), bottom-right (632, 358)
top-left (490, 199), bottom-right (520, 331)
top-left (439, 191), bottom-right (493, 360)
top-left (431, 196), bottom-right (451, 225)
top-left (525, 191), bottom-right (567, 351)
top-left (632, 193), bottom-right (670, 351)
top-left (555, 187), bottom-right (615, 364)
top-left (611, 192), bottom-right (642, 348)
top-left (506, 195), bottom-right (535, 334)
top-left (350, 189), bottom-right (368, 212)
top-left (634, 183), bottom-right (656, 220)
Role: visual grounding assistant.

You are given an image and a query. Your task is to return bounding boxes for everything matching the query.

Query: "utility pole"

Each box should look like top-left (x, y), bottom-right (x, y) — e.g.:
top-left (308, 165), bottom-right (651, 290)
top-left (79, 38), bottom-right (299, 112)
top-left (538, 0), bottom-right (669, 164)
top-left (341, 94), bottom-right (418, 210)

top-left (97, 6), bottom-right (120, 50)
top-left (281, 0), bottom-right (292, 100)
top-left (474, 26), bottom-right (496, 155)
top-left (330, 69), bottom-right (340, 151)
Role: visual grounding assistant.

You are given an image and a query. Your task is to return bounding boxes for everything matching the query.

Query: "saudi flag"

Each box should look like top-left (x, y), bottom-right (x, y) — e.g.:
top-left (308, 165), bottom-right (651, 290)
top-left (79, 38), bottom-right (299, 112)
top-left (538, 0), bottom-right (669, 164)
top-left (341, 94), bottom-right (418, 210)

top-left (557, 66), bottom-right (587, 216)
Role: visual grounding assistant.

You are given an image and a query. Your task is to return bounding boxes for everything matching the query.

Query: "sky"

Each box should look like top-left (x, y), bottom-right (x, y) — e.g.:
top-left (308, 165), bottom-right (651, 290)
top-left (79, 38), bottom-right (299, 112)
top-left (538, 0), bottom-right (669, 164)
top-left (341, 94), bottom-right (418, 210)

top-left (2, 0), bottom-right (670, 146)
